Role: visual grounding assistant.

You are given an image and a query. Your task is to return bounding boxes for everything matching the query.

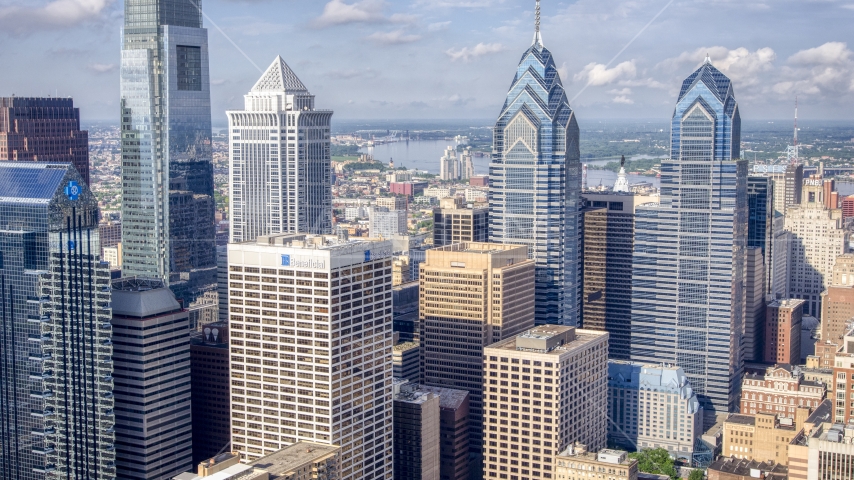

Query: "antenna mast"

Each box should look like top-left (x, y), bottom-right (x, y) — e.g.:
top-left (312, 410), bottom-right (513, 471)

top-left (533, 0), bottom-right (543, 47)
top-left (787, 97), bottom-right (799, 164)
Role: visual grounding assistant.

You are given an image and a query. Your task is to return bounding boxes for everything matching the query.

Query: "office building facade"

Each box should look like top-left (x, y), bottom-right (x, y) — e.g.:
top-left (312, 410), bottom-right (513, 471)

top-left (785, 176), bottom-right (848, 318)
top-left (190, 322), bottom-right (231, 464)
top-left (630, 58), bottom-right (747, 415)
top-left (764, 299), bottom-right (805, 365)
top-left (228, 234), bottom-right (393, 480)
top-left (580, 193), bottom-right (656, 359)
top-left (752, 164), bottom-right (803, 216)
top-left (120, 0), bottom-right (217, 297)
top-left (393, 381), bottom-right (440, 480)
top-left (554, 445), bottom-right (638, 480)
top-left (488, 10), bottom-right (582, 326)
top-left (419, 243), bottom-right (535, 452)
top-left (370, 207), bottom-right (407, 238)
top-left (744, 247), bottom-right (766, 363)
top-left (0, 97), bottom-right (90, 185)
top-left (740, 365), bottom-right (824, 419)
top-left (111, 278), bottom-right (193, 479)
top-left (228, 56), bottom-right (333, 243)
top-left (747, 176), bottom-right (773, 292)
top-left (819, 254), bottom-right (854, 344)
top-left (607, 361), bottom-right (703, 462)
top-left (417, 386), bottom-right (471, 480)
top-left (0, 162), bottom-right (115, 479)
top-left (432, 197), bottom-right (488, 248)
top-left (482, 326), bottom-right (609, 479)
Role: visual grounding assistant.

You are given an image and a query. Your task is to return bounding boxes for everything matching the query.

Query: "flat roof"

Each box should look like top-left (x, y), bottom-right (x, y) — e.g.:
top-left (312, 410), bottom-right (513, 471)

top-left (249, 442), bottom-right (340, 476)
top-left (725, 414), bottom-right (756, 427)
top-left (416, 385), bottom-right (470, 410)
top-left (487, 327), bottom-right (607, 356)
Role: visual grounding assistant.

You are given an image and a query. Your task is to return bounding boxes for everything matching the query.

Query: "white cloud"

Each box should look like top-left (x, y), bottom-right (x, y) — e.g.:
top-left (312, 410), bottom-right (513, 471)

top-left (608, 88), bottom-right (633, 95)
top-left (415, 0), bottom-right (503, 7)
top-left (87, 62), bottom-right (116, 74)
top-left (659, 46), bottom-right (776, 89)
top-left (0, 0), bottom-right (113, 34)
top-left (366, 29), bottom-right (421, 45)
top-left (573, 60), bottom-right (637, 86)
top-left (773, 42), bottom-right (854, 96)
top-left (612, 95), bottom-right (634, 104)
top-left (313, 0), bottom-right (386, 28)
top-left (427, 21), bottom-right (451, 31)
top-left (445, 42), bottom-right (506, 62)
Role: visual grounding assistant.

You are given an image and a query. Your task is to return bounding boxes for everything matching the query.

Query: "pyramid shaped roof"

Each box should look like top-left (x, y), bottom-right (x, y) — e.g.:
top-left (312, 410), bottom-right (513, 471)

top-left (251, 56), bottom-right (309, 94)
top-left (677, 59), bottom-right (733, 104)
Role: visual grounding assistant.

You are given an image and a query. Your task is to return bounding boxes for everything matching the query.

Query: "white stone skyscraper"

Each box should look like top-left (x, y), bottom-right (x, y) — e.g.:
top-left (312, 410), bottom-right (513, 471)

top-left (228, 56), bottom-right (333, 243)
top-left (228, 234), bottom-right (393, 480)
top-left (488, 0), bottom-right (581, 326)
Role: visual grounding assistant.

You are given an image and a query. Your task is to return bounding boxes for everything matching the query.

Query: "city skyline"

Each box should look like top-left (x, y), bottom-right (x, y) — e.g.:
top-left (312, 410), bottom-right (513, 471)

top-left (0, 1), bottom-right (851, 121)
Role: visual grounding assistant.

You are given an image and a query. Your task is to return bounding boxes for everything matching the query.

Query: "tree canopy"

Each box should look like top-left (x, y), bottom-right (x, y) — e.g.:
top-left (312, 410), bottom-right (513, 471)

top-left (628, 448), bottom-right (678, 480)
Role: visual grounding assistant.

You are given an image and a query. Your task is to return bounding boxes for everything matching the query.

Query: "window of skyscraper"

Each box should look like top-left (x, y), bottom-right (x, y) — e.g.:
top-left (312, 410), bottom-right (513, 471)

top-left (177, 45), bottom-right (202, 91)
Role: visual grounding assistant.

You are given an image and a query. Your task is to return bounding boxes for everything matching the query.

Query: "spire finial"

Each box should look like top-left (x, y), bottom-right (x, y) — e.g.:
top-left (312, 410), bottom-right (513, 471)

top-left (704, 53), bottom-right (711, 65)
top-left (533, 0), bottom-right (543, 47)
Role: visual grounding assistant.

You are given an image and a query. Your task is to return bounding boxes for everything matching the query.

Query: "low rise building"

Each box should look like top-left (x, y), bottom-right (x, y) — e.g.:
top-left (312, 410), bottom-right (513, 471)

top-left (554, 444), bottom-right (638, 480)
top-left (173, 443), bottom-right (340, 480)
top-left (722, 409), bottom-right (810, 464)
top-left (740, 364), bottom-right (826, 418)
top-left (607, 361), bottom-right (703, 462)
top-left (707, 458), bottom-right (788, 480)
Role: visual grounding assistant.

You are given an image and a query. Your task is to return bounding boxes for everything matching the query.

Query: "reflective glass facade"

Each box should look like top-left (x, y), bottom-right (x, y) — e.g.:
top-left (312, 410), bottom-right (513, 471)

top-left (488, 36), bottom-right (581, 326)
top-left (0, 163), bottom-right (115, 480)
top-left (121, 0), bottom-right (216, 302)
top-left (630, 60), bottom-right (747, 415)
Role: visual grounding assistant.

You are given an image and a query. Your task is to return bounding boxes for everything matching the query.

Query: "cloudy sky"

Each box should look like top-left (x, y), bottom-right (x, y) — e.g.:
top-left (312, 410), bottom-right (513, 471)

top-left (1, 0), bottom-right (852, 123)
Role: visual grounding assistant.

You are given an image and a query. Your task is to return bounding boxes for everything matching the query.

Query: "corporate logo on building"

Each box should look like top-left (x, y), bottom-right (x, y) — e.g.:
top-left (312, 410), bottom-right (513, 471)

top-left (64, 181), bottom-right (81, 201)
top-left (365, 250), bottom-right (372, 262)
top-left (281, 254), bottom-right (326, 269)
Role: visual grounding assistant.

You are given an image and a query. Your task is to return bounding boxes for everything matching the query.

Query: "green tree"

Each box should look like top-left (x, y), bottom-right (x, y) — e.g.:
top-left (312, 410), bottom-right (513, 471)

top-left (688, 469), bottom-right (705, 480)
top-left (628, 448), bottom-right (678, 480)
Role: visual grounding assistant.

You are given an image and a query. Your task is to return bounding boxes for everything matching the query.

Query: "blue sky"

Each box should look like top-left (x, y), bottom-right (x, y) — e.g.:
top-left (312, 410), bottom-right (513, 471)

top-left (1, 0), bottom-right (853, 123)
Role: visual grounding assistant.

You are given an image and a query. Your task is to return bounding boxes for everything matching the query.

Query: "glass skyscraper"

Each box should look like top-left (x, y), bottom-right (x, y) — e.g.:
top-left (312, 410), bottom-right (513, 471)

top-left (488, 7), bottom-right (581, 326)
top-left (630, 58), bottom-right (747, 416)
top-left (227, 56), bottom-right (333, 243)
top-left (0, 163), bottom-right (115, 480)
top-left (120, 0), bottom-right (216, 302)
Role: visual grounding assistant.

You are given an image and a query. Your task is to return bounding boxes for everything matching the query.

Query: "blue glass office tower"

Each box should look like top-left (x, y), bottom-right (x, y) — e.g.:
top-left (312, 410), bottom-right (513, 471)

top-left (120, 0), bottom-right (217, 303)
top-left (0, 163), bottom-right (115, 480)
top-left (488, 6), bottom-right (581, 326)
top-left (630, 58), bottom-right (747, 416)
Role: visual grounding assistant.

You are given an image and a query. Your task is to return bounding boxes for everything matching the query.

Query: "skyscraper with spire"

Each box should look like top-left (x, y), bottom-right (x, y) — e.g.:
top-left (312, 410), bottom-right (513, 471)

top-left (227, 56), bottom-right (333, 243)
top-left (488, 0), bottom-right (581, 326)
top-left (119, 0), bottom-right (217, 302)
top-left (630, 56), bottom-right (747, 416)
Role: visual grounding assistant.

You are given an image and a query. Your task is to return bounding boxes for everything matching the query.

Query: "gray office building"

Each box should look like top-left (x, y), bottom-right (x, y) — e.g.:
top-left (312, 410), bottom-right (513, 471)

top-left (0, 162), bottom-right (115, 479)
top-left (111, 278), bottom-right (193, 479)
top-left (120, 0), bottom-right (217, 304)
top-left (630, 58), bottom-right (747, 416)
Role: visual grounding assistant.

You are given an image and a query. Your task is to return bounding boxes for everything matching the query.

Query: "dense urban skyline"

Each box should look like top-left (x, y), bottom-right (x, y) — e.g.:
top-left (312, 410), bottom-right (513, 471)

top-left (0, 0), bottom-right (852, 121)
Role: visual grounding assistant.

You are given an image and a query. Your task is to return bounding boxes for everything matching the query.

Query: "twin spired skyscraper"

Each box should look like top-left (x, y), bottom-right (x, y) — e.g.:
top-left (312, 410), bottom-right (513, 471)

top-left (630, 57), bottom-right (746, 415)
top-left (488, 2), bottom-right (582, 326)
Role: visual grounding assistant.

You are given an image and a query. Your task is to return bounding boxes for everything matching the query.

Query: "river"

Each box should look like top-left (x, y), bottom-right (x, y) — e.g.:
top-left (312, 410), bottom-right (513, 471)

top-left (360, 141), bottom-right (660, 188)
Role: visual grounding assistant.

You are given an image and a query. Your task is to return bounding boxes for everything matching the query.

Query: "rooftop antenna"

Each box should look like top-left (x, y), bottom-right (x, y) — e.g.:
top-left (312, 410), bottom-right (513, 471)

top-left (533, 0), bottom-right (543, 48)
top-left (787, 97), bottom-right (799, 164)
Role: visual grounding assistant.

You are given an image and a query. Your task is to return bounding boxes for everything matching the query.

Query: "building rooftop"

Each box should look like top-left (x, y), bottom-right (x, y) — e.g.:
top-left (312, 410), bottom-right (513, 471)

top-left (768, 298), bottom-right (806, 309)
top-left (708, 457), bottom-right (787, 480)
top-left (430, 242), bottom-right (526, 255)
top-left (488, 326), bottom-right (606, 356)
top-left (725, 414), bottom-right (756, 427)
top-left (111, 278), bottom-right (183, 318)
top-left (393, 382), bottom-right (439, 405)
top-left (393, 341), bottom-right (419, 353)
top-left (251, 233), bottom-right (381, 251)
top-left (0, 162), bottom-right (72, 203)
top-left (416, 385), bottom-right (470, 410)
top-left (248, 442), bottom-right (340, 478)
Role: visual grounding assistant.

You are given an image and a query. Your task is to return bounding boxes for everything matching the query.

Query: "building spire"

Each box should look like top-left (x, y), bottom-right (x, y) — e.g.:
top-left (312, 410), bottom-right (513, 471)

top-left (704, 53), bottom-right (712, 65)
top-left (533, 0), bottom-right (543, 48)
